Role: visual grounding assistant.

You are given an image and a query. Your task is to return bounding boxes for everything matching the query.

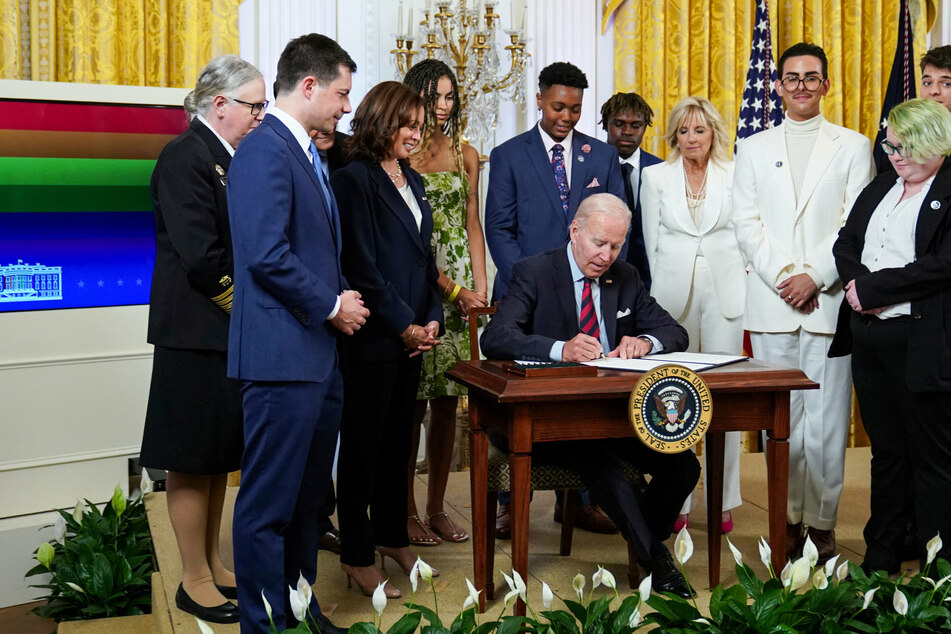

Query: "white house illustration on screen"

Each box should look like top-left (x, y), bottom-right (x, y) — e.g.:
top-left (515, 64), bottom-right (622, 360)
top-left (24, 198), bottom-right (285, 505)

top-left (0, 260), bottom-right (63, 302)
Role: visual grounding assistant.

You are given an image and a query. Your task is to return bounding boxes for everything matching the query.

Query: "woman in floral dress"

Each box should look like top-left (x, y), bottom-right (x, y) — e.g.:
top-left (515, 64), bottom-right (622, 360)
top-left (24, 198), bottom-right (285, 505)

top-left (403, 60), bottom-right (488, 544)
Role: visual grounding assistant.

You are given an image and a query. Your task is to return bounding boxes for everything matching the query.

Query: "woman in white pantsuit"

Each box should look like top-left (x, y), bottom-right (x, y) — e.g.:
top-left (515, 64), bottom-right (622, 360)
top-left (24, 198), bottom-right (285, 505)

top-left (641, 96), bottom-right (747, 533)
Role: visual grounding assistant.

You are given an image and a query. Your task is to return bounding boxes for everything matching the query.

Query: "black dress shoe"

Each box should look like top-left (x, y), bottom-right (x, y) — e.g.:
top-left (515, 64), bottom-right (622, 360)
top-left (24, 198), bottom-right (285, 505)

top-left (215, 583), bottom-right (238, 600)
top-left (649, 548), bottom-right (695, 599)
top-left (318, 528), bottom-right (342, 555)
top-left (175, 583), bottom-right (240, 623)
top-left (310, 612), bottom-right (348, 634)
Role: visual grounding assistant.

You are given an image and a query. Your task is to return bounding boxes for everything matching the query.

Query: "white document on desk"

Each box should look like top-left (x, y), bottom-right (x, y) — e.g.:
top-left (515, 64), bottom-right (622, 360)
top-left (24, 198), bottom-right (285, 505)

top-left (583, 352), bottom-right (748, 372)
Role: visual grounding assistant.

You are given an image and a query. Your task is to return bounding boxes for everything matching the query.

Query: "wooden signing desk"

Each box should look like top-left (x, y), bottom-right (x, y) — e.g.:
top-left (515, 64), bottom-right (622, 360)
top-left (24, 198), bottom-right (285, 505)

top-left (447, 359), bottom-right (817, 614)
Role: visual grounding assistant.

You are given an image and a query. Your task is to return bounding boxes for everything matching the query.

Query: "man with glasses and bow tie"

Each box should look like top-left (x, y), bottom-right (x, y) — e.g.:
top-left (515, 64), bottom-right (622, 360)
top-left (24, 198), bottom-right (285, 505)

top-left (733, 42), bottom-right (874, 566)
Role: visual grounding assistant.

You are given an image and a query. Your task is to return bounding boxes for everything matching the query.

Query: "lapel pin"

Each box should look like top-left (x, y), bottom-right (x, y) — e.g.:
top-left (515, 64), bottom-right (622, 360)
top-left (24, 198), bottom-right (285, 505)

top-left (931, 200), bottom-right (942, 210)
top-left (775, 161), bottom-right (783, 167)
top-left (604, 278), bottom-right (613, 284)
top-left (581, 143), bottom-right (591, 154)
top-left (577, 155), bottom-right (585, 163)
top-left (215, 164), bottom-right (225, 176)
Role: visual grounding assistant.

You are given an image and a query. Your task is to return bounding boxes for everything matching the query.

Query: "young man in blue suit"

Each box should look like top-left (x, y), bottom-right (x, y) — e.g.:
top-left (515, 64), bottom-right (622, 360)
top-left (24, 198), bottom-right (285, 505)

top-left (485, 62), bottom-right (627, 302)
top-left (481, 193), bottom-right (698, 598)
top-left (227, 34), bottom-right (369, 634)
top-left (600, 92), bottom-right (662, 288)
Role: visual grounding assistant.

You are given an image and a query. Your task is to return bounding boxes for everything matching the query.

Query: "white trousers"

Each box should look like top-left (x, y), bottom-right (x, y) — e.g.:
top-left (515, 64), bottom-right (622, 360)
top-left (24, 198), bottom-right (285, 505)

top-left (677, 257), bottom-right (743, 514)
top-left (750, 329), bottom-right (852, 529)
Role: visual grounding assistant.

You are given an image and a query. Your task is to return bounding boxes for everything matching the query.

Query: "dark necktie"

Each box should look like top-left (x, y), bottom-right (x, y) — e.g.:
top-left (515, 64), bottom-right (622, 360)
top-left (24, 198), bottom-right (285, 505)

top-left (308, 140), bottom-right (334, 212)
top-left (579, 278), bottom-right (600, 340)
top-left (551, 143), bottom-right (569, 217)
top-left (621, 161), bottom-right (636, 210)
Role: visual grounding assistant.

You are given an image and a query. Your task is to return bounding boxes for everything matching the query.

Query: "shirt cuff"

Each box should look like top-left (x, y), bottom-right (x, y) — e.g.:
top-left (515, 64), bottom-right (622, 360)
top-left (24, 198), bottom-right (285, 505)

top-left (638, 334), bottom-right (663, 353)
top-left (326, 295), bottom-right (341, 321)
top-left (550, 341), bottom-right (565, 362)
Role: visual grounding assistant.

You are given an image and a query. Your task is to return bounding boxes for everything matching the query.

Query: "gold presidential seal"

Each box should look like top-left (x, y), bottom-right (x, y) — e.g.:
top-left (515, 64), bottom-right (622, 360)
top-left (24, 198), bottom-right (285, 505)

top-left (629, 364), bottom-right (712, 453)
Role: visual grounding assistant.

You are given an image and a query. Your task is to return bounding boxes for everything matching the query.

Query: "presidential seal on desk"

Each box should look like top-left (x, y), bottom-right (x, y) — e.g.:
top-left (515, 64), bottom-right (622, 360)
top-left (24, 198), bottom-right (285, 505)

top-left (629, 364), bottom-right (712, 453)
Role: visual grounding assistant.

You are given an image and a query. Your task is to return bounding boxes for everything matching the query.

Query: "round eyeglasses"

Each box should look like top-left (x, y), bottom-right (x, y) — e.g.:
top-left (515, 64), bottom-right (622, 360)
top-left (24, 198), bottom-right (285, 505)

top-left (231, 98), bottom-right (269, 116)
top-left (780, 76), bottom-right (825, 92)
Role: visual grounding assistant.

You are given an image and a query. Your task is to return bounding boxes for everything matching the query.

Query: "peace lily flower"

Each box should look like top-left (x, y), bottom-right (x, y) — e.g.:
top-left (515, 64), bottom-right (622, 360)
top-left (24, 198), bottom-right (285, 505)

top-left (502, 570), bottom-right (526, 604)
top-left (371, 581), bottom-right (387, 616)
top-left (409, 559), bottom-right (420, 593)
top-left (694, 618), bottom-right (711, 625)
top-left (675, 527), bottom-right (694, 565)
top-left (53, 515), bottom-right (67, 545)
top-left (862, 586), bottom-right (879, 610)
top-left (780, 561), bottom-right (792, 587)
top-left (195, 618), bottom-right (215, 634)
top-left (788, 556), bottom-right (811, 591)
top-left (836, 561), bottom-right (849, 582)
top-left (541, 582), bottom-right (553, 609)
top-left (418, 558), bottom-right (434, 582)
top-left (824, 554), bottom-right (840, 578)
top-left (927, 533), bottom-right (943, 565)
top-left (110, 484), bottom-right (126, 518)
top-left (140, 469), bottom-right (153, 495)
top-left (638, 574), bottom-right (652, 607)
top-left (462, 578), bottom-right (481, 610)
top-left (572, 573), bottom-right (585, 601)
top-left (758, 536), bottom-right (772, 571)
top-left (802, 534), bottom-right (818, 568)
top-left (726, 537), bottom-right (743, 566)
top-left (37, 542), bottom-right (54, 568)
top-left (893, 587), bottom-right (908, 615)
top-left (296, 572), bottom-right (312, 606)
top-left (65, 582), bottom-right (85, 594)
top-left (72, 500), bottom-right (85, 525)
top-left (628, 606), bottom-right (642, 628)
top-left (288, 584), bottom-right (306, 622)
top-left (262, 590), bottom-right (273, 619)
top-left (592, 565), bottom-right (616, 590)
top-left (811, 569), bottom-right (828, 590)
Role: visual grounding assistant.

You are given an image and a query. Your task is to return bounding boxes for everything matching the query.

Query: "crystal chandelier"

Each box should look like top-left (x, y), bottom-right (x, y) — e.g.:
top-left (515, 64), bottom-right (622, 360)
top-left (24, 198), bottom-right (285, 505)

top-left (391, 0), bottom-right (530, 151)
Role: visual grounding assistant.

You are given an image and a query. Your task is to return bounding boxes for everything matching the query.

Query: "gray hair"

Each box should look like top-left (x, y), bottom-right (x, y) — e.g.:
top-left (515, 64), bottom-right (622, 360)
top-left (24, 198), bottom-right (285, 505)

top-left (574, 193), bottom-right (632, 229)
top-left (184, 55), bottom-right (262, 120)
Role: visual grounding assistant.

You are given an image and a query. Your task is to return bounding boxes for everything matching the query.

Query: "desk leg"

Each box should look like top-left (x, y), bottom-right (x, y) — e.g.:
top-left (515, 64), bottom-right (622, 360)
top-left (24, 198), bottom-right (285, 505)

top-left (766, 392), bottom-right (790, 575)
top-left (509, 450), bottom-right (531, 617)
top-left (470, 427), bottom-right (489, 612)
top-left (705, 430), bottom-right (725, 588)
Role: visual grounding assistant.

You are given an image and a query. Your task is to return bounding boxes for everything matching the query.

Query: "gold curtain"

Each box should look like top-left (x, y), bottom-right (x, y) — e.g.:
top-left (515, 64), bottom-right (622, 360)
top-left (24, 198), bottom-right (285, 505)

top-left (0, 0), bottom-right (239, 87)
top-left (607, 0), bottom-right (933, 160)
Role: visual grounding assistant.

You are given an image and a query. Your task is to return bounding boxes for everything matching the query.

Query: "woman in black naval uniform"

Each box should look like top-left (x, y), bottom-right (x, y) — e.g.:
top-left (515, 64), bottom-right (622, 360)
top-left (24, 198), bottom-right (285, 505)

top-left (139, 55), bottom-right (265, 624)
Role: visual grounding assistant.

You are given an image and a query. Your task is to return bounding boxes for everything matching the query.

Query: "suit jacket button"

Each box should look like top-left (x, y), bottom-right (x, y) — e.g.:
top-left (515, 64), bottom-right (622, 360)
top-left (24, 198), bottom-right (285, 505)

top-left (913, 311), bottom-right (922, 319)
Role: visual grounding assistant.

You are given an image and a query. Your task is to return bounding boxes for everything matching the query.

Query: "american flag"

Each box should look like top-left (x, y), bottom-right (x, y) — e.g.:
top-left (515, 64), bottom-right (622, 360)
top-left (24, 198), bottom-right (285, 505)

top-left (736, 0), bottom-right (784, 144)
top-left (873, 0), bottom-right (916, 173)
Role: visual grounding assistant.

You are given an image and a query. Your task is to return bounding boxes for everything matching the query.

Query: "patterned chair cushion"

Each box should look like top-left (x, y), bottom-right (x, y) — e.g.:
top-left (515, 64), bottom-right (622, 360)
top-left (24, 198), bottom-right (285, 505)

top-left (486, 443), bottom-right (645, 492)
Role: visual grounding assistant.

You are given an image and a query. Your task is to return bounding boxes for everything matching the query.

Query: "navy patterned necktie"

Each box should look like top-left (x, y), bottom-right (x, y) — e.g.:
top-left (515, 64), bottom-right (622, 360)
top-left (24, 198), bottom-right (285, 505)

top-left (579, 278), bottom-right (600, 340)
top-left (551, 143), bottom-right (569, 217)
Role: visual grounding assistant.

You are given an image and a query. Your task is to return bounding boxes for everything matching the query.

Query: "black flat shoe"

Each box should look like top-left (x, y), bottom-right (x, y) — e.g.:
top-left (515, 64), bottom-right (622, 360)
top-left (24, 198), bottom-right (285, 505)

top-left (215, 583), bottom-right (238, 600)
top-left (310, 612), bottom-right (348, 634)
top-left (175, 583), bottom-right (240, 624)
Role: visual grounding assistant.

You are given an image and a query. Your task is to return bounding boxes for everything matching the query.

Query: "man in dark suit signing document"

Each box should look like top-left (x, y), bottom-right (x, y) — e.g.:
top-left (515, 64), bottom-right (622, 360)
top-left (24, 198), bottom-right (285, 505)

top-left (481, 193), bottom-right (700, 597)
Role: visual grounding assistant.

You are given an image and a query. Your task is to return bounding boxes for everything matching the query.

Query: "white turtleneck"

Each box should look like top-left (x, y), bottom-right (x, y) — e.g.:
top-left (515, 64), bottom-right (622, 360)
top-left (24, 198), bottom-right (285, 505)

top-left (784, 114), bottom-right (823, 203)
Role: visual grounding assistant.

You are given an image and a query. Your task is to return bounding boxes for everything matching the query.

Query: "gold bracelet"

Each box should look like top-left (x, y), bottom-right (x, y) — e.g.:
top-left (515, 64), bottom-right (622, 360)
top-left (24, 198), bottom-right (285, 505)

top-left (448, 285), bottom-right (461, 302)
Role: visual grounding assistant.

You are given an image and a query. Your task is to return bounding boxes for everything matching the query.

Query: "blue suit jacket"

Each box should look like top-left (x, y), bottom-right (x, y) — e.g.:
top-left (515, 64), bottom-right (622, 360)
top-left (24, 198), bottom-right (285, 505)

top-left (485, 127), bottom-right (626, 301)
top-left (226, 114), bottom-right (345, 382)
top-left (625, 149), bottom-right (663, 287)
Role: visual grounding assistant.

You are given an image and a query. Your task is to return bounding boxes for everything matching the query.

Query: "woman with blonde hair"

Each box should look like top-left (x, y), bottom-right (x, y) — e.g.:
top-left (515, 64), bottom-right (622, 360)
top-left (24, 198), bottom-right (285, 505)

top-left (640, 96), bottom-right (747, 533)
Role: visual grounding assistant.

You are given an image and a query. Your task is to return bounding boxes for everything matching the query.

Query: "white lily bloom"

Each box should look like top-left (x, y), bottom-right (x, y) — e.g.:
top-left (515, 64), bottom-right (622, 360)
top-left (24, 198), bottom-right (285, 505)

top-left (726, 538), bottom-right (743, 566)
top-left (462, 578), bottom-right (481, 610)
top-left (824, 554), bottom-right (839, 578)
top-left (262, 590), bottom-right (272, 618)
top-left (802, 534), bottom-right (818, 568)
top-left (862, 586), bottom-right (878, 610)
top-left (65, 582), bottom-right (85, 594)
top-left (418, 559), bottom-right (434, 582)
top-left (541, 582), bottom-right (553, 609)
top-left (693, 618), bottom-right (711, 625)
top-left (674, 527), bottom-right (693, 565)
top-left (893, 588), bottom-right (908, 615)
top-left (372, 581), bottom-right (387, 616)
top-left (288, 585), bottom-right (306, 622)
top-left (140, 469), bottom-right (153, 495)
top-left (789, 556), bottom-right (811, 591)
top-left (758, 537), bottom-right (772, 570)
top-left (72, 500), bottom-right (85, 525)
top-left (836, 561), bottom-right (849, 581)
top-left (780, 561), bottom-right (792, 587)
top-left (296, 572), bottom-right (312, 607)
top-left (195, 618), bottom-right (215, 634)
top-left (53, 515), bottom-right (67, 545)
top-left (936, 574), bottom-right (951, 589)
top-left (811, 569), bottom-right (828, 590)
top-left (592, 566), bottom-right (616, 590)
top-left (512, 569), bottom-right (526, 600)
top-left (409, 559), bottom-right (420, 593)
top-left (628, 606), bottom-right (642, 628)
top-left (638, 574), bottom-right (652, 605)
top-left (572, 573), bottom-right (585, 601)
top-left (927, 533), bottom-right (943, 565)
top-left (502, 571), bottom-right (521, 605)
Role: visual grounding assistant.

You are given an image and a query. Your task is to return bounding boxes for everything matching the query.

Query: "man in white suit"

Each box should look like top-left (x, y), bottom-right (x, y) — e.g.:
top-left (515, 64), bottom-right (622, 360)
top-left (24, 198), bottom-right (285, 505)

top-left (733, 42), bottom-right (874, 564)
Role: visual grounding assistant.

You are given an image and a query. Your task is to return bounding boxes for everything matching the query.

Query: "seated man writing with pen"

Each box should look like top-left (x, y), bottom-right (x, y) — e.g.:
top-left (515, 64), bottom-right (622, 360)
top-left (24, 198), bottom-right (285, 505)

top-left (480, 193), bottom-right (699, 597)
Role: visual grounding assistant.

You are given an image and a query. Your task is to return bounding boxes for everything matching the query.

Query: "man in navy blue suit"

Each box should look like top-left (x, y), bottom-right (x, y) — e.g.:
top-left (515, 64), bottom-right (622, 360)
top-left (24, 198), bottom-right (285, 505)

top-left (227, 34), bottom-right (368, 634)
top-left (485, 62), bottom-right (626, 302)
top-left (600, 92), bottom-right (662, 288)
top-left (485, 61), bottom-right (626, 537)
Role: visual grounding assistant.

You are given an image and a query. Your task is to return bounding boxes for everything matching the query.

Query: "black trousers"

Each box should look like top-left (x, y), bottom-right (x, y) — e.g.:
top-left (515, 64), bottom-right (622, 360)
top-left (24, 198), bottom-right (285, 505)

top-left (494, 435), bottom-right (700, 561)
top-left (851, 314), bottom-right (951, 569)
top-left (337, 353), bottom-right (422, 566)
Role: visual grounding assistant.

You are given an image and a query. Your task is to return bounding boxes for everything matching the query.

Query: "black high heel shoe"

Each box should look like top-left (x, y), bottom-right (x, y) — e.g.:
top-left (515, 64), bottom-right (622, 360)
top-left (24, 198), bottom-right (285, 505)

top-left (175, 583), bottom-right (240, 624)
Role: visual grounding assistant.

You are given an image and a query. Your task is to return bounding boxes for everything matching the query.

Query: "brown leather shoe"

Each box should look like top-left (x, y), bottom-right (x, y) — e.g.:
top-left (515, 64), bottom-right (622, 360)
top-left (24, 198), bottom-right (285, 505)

top-left (575, 504), bottom-right (619, 534)
top-left (495, 503), bottom-right (511, 540)
top-left (318, 528), bottom-right (342, 555)
top-left (806, 526), bottom-right (836, 564)
top-left (786, 522), bottom-right (804, 561)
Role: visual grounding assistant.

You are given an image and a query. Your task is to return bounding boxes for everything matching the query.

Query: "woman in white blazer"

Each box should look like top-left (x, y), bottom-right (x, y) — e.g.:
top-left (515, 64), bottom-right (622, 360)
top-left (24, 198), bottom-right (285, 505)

top-left (641, 96), bottom-right (747, 533)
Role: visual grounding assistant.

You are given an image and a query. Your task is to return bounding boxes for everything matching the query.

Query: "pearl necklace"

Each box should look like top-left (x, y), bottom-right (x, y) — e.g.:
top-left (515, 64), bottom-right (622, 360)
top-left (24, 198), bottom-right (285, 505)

top-left (683, 163), bottom-right (708, 209)
top-left (383, 160), bottom-right (403, 184)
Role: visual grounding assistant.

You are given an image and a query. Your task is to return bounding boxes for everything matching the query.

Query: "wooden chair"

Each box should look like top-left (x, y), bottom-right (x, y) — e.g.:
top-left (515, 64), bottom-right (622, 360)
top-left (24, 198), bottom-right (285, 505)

top-left (466, 305), bottom-right (644, 597)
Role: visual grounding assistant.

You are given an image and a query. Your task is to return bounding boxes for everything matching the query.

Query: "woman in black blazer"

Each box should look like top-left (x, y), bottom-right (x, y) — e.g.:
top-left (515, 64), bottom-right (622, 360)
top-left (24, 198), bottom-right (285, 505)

top-left (830, 98), bottom-right (951, 574)
top-left (140, 55), bottom-right (266, 623)
top-left (331, 82), bottom-right (444, 599)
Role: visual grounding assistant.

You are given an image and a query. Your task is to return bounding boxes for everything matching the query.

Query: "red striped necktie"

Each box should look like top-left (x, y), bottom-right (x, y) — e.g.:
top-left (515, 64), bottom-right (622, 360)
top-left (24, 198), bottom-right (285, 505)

top-left (579, 278), bottom-right (600, 339)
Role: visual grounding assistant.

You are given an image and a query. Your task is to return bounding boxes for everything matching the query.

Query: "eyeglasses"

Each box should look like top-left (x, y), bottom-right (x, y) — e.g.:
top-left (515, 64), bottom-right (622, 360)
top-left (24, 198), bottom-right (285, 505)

top-left (780, 75), bottom-right (825, 91)
top-left (880, 140), bottom-right (910, 157)
top-left (231, 98), bottom-right (269, 116)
